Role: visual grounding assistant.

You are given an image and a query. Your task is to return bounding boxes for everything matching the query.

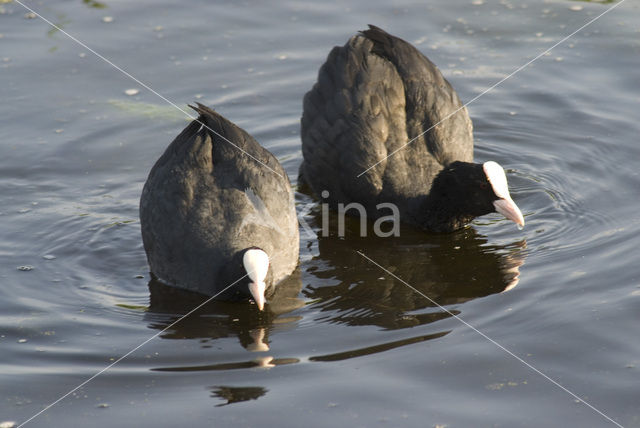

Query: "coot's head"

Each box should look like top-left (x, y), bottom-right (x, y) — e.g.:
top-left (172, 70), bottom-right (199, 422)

top-left (242, 247), bottom-right (270, 310)
top-left (428, 161), bottom-right (524, 230)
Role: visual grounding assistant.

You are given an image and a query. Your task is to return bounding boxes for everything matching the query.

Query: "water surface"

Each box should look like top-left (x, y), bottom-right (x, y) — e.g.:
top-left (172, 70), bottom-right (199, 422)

top-left (1, 0), bottom-right (639, 427)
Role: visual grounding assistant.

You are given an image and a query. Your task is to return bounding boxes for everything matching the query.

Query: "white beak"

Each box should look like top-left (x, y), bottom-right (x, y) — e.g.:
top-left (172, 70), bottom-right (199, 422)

top-left (483, 161), bottom-right (525, 229)
top-left (243, 249), bottom-right (270, 311)
top-left (493, 198), bottom-right (525, 228)
top-left (248, 281), bottom-right (266, 311)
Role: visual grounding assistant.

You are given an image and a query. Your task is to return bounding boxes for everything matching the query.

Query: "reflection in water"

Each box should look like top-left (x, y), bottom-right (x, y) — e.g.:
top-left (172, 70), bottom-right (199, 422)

top-left (146, 268), bottom-right (304, 351)
top-left (209, 386), bottom-right (268, 407)
top-left (310, 331), bottom-right (450, 362)
top-left (153, 356), bottom-right (299, 372)
top-left (246, 328), bottom-right (270, 352)
top-left (297, 211), bottom-right (526, 361)
top-left (303, 210), bottom-right (526, 330)
top-left (151, 357), bottom-right (300, 372)
top-left (148, 273), bottom-right (302, 374)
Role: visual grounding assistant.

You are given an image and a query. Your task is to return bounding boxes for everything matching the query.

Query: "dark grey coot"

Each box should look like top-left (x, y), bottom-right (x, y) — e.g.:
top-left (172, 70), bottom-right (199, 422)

top-left (140, 103), bottom-right (299, 310)
top-left (300, 25), bottom-right (524, 232)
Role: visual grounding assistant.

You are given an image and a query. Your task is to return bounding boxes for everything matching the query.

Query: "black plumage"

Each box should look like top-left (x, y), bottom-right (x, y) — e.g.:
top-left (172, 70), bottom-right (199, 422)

top-left (300, 25), bottom-right (522, 232)
top-left (140, 104), bottom-right (299, 302)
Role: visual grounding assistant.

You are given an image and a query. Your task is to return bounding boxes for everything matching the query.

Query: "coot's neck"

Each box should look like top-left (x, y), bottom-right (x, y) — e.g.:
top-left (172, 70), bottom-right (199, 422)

top-left (405, 186), bottom-right (475, 233)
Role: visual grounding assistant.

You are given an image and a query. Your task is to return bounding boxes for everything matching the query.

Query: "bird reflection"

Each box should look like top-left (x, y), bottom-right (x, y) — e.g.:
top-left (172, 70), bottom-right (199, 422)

top-left (209, 385), bottom-right (268, 407)
top-left (246, 328), bottom-right (270, 352)
top-left (301, 208), bottom-right (526, 331)
top-left (152, 356), bottom-right (299, 373)
top-left (145, 268), bottom-right (304, 352)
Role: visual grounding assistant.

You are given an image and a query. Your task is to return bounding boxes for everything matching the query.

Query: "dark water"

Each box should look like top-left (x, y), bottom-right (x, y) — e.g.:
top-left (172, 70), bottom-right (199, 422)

top-left (1, 0), bottom-right (639, 427)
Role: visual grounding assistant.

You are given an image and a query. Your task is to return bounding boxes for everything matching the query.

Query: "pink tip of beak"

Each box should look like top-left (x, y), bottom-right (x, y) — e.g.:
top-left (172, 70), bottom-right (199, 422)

top-left (248, 281), bottom-right (266, 311)
top-left (493, 198), bottom-right (525, 229)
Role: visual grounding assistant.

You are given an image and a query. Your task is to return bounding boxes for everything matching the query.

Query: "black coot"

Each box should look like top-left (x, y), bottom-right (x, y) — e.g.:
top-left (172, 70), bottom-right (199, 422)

top-left (140, 104), bottom-right (299, 309)
top-left (300, 25), bottom-right (524, 232)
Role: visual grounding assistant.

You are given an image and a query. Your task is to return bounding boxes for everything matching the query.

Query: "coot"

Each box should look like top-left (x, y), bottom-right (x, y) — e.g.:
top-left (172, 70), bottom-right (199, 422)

top-left (140, 104), bottom-right (299, 309)
top-left (300, 25), bottom-right (524, 232)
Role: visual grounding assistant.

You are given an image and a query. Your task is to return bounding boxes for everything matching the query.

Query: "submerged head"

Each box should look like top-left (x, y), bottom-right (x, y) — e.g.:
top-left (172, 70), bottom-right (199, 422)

top-left (427, 161), bottom-right (524, 231)
top-left (242, 248), bottom-right (270, 310)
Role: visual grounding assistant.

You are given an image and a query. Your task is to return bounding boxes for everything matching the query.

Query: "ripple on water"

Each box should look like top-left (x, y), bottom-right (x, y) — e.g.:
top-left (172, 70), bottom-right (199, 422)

top-left (521, 167), bottom-right (616, 262)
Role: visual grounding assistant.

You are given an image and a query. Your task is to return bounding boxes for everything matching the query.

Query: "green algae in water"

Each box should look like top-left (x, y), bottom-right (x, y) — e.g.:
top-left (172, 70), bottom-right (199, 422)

top-left (108, 99), bottom-right (190, 122)
top-left (83, 0), bottom-right (108, 9)
top-left (116, 304), bottom-right (148, 312)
